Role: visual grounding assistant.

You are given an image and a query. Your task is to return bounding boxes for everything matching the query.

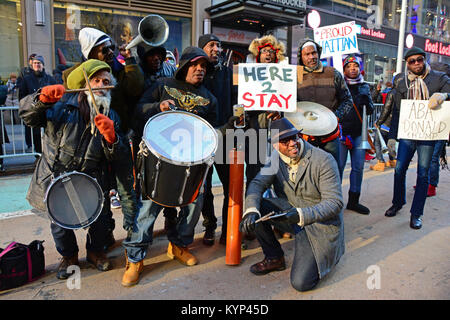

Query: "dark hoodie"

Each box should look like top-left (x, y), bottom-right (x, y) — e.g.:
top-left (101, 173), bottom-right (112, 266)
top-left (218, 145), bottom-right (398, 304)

top-left (133, 46), bottom-right (218, 136)
top-left (297, 39), bottom-right (353, 121)
top-left (137, 44), bottom-right (176, 91)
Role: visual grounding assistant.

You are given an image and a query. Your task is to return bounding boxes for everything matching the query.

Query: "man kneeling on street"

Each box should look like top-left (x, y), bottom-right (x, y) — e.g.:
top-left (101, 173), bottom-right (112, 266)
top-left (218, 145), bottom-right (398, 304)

top-left (239, 118), bottom-right (345, 292)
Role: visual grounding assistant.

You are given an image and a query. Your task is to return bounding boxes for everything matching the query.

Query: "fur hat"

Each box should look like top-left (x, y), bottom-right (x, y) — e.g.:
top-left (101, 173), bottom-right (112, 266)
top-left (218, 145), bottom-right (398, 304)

top-left (248, 35), bottom-right (286, 63)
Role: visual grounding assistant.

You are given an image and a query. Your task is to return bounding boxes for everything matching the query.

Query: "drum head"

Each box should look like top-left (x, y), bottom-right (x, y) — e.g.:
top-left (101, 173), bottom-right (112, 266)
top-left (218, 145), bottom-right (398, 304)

top-left (45, 172), bottom-right (104, 229)
top-left (143, 111), bottom-right (218, 165)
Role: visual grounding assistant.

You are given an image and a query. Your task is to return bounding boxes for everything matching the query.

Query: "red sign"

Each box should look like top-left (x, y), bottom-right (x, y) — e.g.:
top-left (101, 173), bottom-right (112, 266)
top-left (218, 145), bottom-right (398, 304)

top-left (424, 39), bottom-right (450, 57)
top-left (360, 27), bottom-right (386, 40)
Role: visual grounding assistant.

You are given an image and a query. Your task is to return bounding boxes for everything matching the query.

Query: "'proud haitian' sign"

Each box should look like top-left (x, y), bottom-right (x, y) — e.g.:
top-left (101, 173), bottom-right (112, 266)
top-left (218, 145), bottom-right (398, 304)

top-left (237, 63), bottom-right (297, 112)
top-left (314, 21), bottom-right (359, 58)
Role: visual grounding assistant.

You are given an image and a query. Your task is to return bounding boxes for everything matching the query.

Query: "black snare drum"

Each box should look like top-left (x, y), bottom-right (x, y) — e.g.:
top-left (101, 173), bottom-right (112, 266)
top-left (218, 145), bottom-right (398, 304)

top-left (141, 111), bottom-right (218, 207)
top-left (44, 171), bottom-right (104, 229)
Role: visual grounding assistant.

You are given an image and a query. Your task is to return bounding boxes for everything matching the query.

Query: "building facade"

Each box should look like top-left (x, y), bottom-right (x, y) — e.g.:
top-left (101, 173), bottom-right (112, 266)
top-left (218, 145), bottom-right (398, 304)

top-left (0, 0), bottom-right (195, 82)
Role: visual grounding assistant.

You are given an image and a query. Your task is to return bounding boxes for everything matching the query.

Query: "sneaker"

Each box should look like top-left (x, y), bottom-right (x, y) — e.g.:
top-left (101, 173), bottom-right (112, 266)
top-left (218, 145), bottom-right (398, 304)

top-left (110, 190), bottom-right (121, 209)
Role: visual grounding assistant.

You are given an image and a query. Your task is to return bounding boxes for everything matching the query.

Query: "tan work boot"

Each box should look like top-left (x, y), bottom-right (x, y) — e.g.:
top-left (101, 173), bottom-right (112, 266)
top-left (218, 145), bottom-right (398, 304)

top-left (122, 256), bottom-right (144, 287)
top-left (370, 160), bottom-right (385, 172)
top-left (167, 242), bottom-right (198, 266)
top-left (56, 254), bottom-right (79, 280)
top-left (387, 160), bottom-right (397, 168)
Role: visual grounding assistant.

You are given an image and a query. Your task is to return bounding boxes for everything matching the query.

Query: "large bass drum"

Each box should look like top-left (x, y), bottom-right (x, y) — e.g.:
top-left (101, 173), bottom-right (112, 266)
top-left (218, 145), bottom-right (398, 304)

top-left (141, 111), bottom-right (218, 207)
top-left (44, 171), bottom-right (104, 229)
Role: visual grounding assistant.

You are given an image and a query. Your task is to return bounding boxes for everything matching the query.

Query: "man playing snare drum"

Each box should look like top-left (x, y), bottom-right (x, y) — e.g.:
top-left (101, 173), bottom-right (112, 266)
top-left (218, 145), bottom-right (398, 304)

top-left (121, 47), bottom-right (227, 287)
top-left (19, 60), bottom-right (136, 279)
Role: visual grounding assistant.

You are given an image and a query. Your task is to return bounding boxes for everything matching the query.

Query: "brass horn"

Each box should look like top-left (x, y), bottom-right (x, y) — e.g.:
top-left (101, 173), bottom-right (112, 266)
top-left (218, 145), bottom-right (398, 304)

top-left (359, 105), bottom-right (372, 149)
top-left (375, 126), bottom-right (389, 154)
top-left (125, 14), bottom-right (169, 50)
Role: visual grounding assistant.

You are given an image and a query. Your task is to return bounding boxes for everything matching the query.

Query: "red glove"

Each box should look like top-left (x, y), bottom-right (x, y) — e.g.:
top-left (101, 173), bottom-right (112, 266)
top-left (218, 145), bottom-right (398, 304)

top-left (39, 85), bottom-right (65, 104)
top-left (94, 114), bottom-right (116, 144)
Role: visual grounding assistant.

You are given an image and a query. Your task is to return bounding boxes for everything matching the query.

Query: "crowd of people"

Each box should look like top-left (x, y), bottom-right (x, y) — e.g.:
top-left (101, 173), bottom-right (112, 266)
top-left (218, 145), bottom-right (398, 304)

top-left (11, 25), bottom-right (450, 292)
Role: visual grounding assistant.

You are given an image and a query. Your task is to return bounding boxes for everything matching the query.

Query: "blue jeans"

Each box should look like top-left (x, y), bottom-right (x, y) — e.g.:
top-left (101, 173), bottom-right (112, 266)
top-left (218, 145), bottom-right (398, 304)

top-left (392, 139), bottom-right (435, 217)
top-left (339, 135), bottom-right (365, 193)
top-left (122, 194), bottom-right (203, 263)
top-left (429, 140), bottom-right (446, 187)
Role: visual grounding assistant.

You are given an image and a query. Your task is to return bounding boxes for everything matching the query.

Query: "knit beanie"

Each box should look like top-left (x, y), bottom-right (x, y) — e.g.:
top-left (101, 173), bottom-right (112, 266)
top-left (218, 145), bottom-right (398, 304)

top-left (404, 47), bottom-right (425, 60)
top-left (79, 27), bottom-right (112, 60)
top-left (343, 54), bottom-right (360, 69)
top-left (67, 59), bottom-right (111, 89)
top-left (198, 34), bottom-right (220, 49)
top-left (32, 55), bottom-right (45, 65)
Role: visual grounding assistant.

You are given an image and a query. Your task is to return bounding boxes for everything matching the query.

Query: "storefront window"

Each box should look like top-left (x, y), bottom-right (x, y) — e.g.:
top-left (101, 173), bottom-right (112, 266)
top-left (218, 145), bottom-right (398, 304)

top-left (0, 0), bottom-right (23, 82)
top-left (358, 39), bottom-right (397, 83)
top-left (53, 2), bottom-right (191, 66)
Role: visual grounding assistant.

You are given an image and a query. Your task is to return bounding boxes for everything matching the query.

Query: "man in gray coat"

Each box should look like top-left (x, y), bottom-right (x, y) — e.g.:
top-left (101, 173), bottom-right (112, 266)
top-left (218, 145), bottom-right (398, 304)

top-left (240, 118), bottom-right (345, 292)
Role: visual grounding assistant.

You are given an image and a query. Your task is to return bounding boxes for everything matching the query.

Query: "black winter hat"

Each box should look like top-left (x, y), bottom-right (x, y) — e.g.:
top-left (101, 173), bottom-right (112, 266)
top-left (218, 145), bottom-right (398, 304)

top-left (404, 46), bottom-right (426, 60)
top-left (174, 46), bottom-right (211, 80)
top-left (198, 34), bottom-right (220, 49)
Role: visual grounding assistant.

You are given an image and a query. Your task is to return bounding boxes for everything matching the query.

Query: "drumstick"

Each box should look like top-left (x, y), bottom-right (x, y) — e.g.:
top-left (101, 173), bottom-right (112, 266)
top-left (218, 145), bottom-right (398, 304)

top-left (82, 67), bottom-right (100, 115)
top-left (65, 86), bottom-right (115, 93)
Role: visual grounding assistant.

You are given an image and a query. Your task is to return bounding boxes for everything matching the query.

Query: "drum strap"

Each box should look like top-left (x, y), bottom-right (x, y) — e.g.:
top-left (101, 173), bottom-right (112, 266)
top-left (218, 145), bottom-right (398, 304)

top-left (67, 126), bottom-right (93, 172)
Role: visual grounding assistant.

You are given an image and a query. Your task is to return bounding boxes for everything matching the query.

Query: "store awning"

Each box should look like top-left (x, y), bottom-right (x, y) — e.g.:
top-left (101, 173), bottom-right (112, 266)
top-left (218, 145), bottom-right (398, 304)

top-left (205, 0), bottom-right (306, 33)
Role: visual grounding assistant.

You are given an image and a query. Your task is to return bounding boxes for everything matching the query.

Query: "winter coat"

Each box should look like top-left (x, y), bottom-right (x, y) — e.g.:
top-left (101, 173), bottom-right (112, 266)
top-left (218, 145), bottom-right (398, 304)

top-left (245, 141), bottom-right (345, 279)
top-left (340, 82), bottom-right (374, 137)
top-left (62, 57), bottom-right (144, 133)
top-left (375, 90), bottom-right (395, 129)
top-left (19, 91), bottom-right (129, 212)
top-left (18, 70), bottom-right (56, 101)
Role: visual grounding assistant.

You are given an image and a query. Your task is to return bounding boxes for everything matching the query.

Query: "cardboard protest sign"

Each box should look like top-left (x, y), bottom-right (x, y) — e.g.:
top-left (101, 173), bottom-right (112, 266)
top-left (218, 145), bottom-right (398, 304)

top-left (237, 63), bottom-right (297, 112)
top-left (314, 21), bottom-right (359, 75)
top-left (314, 21), bottom-right (359, 58)
top-left (397, 100), bottom-right (450, 140)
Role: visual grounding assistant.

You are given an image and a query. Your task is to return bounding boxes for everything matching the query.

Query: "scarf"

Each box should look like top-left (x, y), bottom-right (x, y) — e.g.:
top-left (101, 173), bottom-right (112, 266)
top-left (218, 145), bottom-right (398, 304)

top-left (344, 73), bottom-right (364, 85)
top-left (277, 139), bottom-right (304, 183)
top-left (406, 63), bottom-right (431, 100)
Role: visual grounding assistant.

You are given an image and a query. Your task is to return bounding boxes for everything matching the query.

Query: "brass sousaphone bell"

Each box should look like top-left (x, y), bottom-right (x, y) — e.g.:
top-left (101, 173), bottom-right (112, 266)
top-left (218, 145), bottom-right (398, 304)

top-left (125, 14), bottom-right (169, 50)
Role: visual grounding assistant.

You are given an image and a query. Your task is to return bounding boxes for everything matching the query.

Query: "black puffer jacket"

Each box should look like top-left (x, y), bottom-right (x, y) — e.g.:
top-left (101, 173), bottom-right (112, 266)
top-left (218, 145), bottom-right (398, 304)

top-left (19, 92), bottom-right (130, 212)
top-left (375, 90), bottom-right (395, 129)
top-left (389, 69), bottom-right (450, 139)
top-left (340, 82), bottom-right (374, 137)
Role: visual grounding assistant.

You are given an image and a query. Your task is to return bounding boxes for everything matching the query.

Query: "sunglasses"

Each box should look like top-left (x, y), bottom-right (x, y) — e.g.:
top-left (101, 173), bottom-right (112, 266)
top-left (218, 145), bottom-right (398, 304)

top-left (279, 134), bottom-right (298, 145)
top-left (101, 44), bottom-right (116, 55)
top-left (407, 56), bottom-right (424, 65)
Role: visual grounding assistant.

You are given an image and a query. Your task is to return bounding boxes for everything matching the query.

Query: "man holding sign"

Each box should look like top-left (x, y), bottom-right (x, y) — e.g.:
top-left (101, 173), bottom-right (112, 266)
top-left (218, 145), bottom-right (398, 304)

top-left (384, 47), bottom-right (450, 229)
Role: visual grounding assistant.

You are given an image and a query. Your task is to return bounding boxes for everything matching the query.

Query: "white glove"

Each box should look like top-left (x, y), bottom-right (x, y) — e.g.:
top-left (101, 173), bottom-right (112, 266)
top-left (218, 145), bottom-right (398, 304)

top-left (428, 92), bottom-right (447, 109)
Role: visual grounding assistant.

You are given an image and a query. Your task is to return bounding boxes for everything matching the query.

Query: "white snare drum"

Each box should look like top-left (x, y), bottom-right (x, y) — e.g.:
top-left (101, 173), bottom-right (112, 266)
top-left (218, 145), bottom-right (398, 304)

top-left (141, 111), bottom-right (218, 207)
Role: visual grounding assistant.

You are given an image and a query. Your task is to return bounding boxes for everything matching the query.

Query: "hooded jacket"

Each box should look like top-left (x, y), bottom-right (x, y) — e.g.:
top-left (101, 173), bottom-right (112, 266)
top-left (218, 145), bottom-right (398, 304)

top-left (133, 47), bottom-right (218, 136)
top-left (296, 39), bottom-right (353, 121)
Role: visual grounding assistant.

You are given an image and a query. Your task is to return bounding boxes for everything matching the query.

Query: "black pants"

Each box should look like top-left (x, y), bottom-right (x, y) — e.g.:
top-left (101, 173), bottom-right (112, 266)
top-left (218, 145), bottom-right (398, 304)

top-left (25, 125), bottom-right (42, 153)
top-left (201, 162), bottom-right (230, 233)
top-left (50, 196), bottom-right (111, 257)
top-left (254, 199), bottom-right (320, 292)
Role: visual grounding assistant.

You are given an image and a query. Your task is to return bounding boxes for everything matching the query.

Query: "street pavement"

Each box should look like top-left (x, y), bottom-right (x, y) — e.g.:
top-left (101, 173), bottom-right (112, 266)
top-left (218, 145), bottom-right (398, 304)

top-left (0, 153), bottom-right (449, 302)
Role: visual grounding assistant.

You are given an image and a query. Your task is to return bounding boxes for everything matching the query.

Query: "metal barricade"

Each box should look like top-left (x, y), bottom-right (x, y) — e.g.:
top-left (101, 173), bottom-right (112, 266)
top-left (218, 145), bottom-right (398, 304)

top-left (0, 106), bottom-right (41, 170)
top-left (368, 103), bottom-right (384, 130)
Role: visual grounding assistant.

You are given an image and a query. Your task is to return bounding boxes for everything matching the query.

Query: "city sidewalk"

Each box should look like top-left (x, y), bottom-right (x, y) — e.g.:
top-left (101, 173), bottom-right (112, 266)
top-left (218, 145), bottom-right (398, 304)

top-left (0, 155), bottom-right (449, 301)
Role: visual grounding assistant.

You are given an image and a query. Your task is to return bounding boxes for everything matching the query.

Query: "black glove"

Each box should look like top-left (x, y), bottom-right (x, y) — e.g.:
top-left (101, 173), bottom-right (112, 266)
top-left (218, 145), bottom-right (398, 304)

top-left (239, 212), bottom-right (259, 234)
top-left (264, 198), bottom-right (300, 225)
